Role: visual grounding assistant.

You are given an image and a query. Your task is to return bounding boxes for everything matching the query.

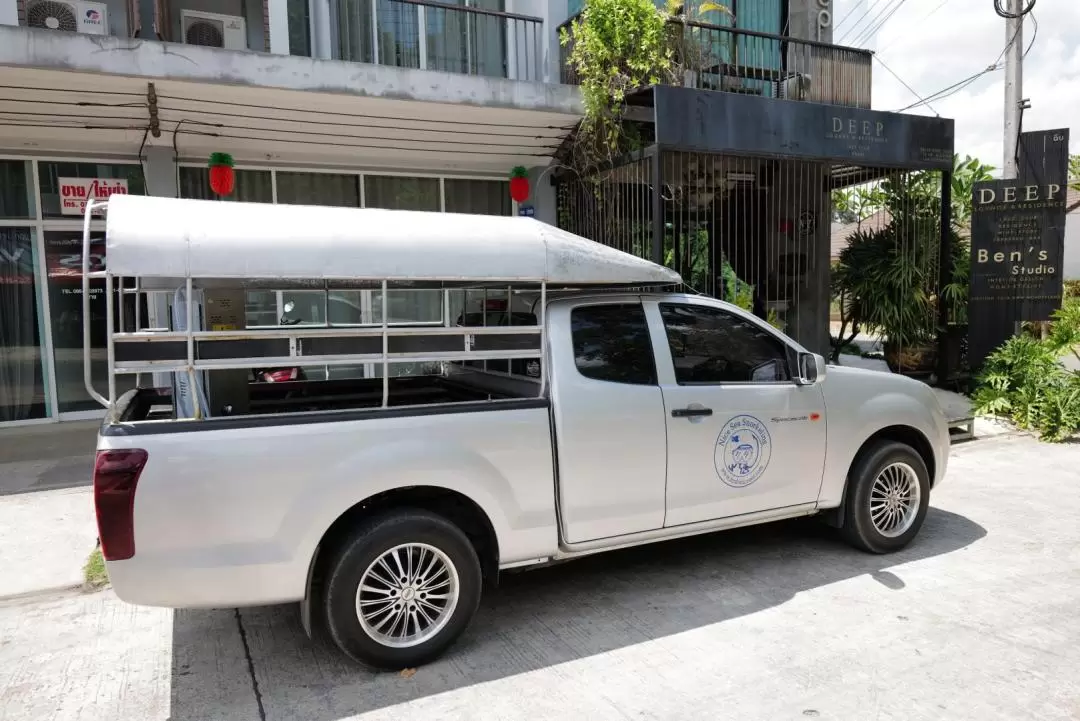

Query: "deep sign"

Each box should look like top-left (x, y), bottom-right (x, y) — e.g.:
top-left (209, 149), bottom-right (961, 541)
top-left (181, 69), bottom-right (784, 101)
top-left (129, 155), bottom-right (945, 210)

top-left (968, 179), bottom-right (1067, 365)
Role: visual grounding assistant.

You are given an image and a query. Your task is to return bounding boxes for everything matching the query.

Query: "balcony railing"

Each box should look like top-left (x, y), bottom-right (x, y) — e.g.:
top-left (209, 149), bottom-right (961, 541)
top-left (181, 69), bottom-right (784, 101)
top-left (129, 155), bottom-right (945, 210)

top-left (558, 15), bottom-right (873, 109)
top-left (334, 0), bottom-right (544, 82)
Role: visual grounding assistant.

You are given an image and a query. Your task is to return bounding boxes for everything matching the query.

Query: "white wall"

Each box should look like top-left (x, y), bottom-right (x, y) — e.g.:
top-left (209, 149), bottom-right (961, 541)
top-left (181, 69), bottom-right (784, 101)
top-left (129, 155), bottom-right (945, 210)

top-left (1064, 212), bottom-right (1080, 281)
top-left (510, 0), bottom-right (569, 84)
top-left (0, 0), bottom-right (17, 26)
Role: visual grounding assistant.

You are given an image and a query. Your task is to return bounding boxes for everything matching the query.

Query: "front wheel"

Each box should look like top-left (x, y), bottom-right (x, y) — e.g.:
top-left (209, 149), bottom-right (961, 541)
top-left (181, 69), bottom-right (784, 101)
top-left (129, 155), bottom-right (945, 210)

top-left (323, 509), bottom-right (482, 669)
top-left (841, 441), bottom-right (931, 554)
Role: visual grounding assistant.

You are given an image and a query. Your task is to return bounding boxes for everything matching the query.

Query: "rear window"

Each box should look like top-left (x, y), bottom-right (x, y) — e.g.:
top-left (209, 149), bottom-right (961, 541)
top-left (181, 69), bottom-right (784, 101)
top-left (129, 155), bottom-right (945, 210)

top-left (570, 304), bottom-right (656, 386)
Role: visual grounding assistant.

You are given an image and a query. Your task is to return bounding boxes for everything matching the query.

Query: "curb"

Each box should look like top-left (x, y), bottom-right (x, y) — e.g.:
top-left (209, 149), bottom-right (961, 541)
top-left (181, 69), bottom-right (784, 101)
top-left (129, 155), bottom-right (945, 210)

top-left (0, 583), bottom-right (86, 606)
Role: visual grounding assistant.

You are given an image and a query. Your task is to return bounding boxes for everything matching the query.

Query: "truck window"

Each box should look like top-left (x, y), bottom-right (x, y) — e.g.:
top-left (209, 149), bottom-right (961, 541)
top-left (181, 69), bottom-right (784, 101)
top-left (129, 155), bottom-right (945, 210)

top-left (659, 303), bottom-right (791, 385)
top-left (571, 304), bottom-right (656, 385)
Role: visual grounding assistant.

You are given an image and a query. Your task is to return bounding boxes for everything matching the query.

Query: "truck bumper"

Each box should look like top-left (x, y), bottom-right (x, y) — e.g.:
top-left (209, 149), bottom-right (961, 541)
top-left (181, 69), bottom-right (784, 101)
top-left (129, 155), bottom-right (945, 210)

top-left (106, 557), bottom-right (306, 609)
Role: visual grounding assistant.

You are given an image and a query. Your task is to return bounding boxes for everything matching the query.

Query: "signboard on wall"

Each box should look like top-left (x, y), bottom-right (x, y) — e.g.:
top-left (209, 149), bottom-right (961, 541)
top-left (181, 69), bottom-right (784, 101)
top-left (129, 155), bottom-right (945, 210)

top-left (58, 177), bottom-right (129, 215)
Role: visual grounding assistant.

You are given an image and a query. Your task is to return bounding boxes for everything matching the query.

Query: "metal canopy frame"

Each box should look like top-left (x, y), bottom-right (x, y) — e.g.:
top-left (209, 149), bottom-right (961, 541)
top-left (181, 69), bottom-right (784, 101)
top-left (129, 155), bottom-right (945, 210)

top-left (82, 200), bottom-right (552, 420)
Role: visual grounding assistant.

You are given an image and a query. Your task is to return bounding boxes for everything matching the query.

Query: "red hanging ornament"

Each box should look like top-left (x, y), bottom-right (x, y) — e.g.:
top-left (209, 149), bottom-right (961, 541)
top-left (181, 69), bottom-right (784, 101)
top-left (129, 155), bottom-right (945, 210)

top-left (208, 152), bottom-right (235, 197)
top-left (509, 166), bottom-right (530, 203)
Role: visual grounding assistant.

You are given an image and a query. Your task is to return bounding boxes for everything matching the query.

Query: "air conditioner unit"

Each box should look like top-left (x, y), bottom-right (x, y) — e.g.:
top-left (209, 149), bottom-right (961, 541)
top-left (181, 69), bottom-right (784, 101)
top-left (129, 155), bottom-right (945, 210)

top-left (26, 0), bottom-right (109, 35)
top-left (181, 10), bottom-right (247, 51)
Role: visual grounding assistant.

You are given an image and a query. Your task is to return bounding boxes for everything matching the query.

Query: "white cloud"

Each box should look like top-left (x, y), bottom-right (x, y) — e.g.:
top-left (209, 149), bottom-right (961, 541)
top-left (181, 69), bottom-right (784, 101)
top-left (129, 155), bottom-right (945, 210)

top-left (831, 0), bottom-right (1078, 173)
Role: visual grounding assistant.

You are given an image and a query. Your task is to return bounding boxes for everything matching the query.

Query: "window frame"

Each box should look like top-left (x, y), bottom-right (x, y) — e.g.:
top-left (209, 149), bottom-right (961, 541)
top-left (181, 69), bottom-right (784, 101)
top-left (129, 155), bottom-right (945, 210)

top-left (569, 301), bottom-right (658, 387)
top-left (655, 299), bottom-right (798, 387)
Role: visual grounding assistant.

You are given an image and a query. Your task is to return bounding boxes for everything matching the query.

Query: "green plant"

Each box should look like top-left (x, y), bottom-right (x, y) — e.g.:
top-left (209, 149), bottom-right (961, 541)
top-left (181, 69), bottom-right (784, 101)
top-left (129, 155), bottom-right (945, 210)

top-left (973, 299), bottom-right (1080, 442)
top-left (83, 546), bottom-right (108, 591)
top-left (560, 0), bottom-right (675, 158)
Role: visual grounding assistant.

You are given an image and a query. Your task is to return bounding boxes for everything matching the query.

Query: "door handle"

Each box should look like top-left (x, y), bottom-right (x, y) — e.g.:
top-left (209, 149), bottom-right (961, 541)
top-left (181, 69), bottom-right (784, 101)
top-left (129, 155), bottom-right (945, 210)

top-left (672, 407), bottom-right (713, 418)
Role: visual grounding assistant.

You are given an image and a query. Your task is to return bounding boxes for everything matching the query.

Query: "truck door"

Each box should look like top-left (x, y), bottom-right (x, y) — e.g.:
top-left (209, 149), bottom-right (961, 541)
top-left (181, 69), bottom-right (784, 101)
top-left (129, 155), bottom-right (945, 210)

top-left (548, 299), bottom-right (668, 543)
top-left (645, 299), bottom-right (827, 527)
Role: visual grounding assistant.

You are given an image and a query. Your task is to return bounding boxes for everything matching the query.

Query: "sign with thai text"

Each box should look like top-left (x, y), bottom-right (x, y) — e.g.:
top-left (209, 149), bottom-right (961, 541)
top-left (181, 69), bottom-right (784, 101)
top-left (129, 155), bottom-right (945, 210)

top-left (58, 177), bottom-right (129, 215)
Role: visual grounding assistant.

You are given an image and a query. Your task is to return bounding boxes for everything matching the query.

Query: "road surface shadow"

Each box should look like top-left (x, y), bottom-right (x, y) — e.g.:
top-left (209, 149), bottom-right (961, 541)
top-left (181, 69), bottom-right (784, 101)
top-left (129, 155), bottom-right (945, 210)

top-left (168, 508), bottom-right (986, 721)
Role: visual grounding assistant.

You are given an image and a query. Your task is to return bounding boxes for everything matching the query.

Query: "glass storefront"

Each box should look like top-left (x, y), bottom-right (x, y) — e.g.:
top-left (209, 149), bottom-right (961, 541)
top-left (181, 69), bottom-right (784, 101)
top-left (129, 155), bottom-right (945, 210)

top-left (0, 226), bottom-right (48, 422)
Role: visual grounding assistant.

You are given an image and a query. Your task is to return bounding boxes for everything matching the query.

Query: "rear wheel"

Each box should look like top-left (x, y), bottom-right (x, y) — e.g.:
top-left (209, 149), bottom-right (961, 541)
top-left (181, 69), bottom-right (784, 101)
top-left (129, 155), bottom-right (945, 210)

top-left (841, 441), bottom-right (930, 554)
top-left (323, 509), bottom-right (482, 669)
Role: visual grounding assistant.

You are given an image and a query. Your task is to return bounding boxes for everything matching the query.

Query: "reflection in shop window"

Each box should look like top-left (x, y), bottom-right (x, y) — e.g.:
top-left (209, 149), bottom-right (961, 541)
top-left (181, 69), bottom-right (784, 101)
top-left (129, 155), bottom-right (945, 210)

top-left (364, 176), bottom-right (440, 211)
top-left (444, 179), bottom-right (511, 215)
top-left (37, 163), bottom-right (145, 219)
top-left (43, 231), bottom-right (145, 414)
top-left (0, 227), bottom-right (49, 421)
top-left (0, 160), bottom-right (34, 219)
top-left (277, 172), bottom-right (360, 207)
top-left (178, 167), bottom-right (273, 203)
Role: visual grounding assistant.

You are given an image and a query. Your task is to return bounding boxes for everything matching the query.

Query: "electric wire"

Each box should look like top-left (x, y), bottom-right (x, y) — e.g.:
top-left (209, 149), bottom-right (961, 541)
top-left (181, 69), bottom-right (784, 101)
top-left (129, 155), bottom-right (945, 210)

top-left (851, 0), bottom-right (909, 47)
top-left (873, 54), bottom-right (940, 116)
top-left (834, 0), bottom-right (886, 35)
top-left (993, 0), bottom-right (1035, 19)
top-left (874, 0), bottom-right (952, 55)
top-left (836, 0), bottom-right (889, 44)
top-left (892, 11), bottom-right (1032, 113)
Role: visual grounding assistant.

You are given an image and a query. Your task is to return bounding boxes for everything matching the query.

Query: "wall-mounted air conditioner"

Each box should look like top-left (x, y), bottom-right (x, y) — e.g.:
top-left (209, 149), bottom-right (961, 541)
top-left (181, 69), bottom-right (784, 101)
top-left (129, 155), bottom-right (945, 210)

top-left (26, 0), bottom-right (109, 35)
top-left (181, 10), bottom-right (247, 51)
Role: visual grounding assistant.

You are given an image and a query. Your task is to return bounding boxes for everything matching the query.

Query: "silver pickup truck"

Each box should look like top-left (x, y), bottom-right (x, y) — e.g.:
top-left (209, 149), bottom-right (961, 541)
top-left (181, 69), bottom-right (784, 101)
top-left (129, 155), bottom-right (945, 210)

top-left (90, 195), bottom-right (950, 670)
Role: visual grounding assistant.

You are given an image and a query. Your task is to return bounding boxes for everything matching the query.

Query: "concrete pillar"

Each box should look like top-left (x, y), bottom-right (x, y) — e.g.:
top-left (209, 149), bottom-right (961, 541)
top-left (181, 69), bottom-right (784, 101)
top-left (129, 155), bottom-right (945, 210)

top-left (142, 145), bottom-right (178, 198)
top-left (141, 145), bottom-right (177, 367)
top-left (266, 0), bottom-right (290, 54)
top-left (527, 165), bottom-right (557, 225)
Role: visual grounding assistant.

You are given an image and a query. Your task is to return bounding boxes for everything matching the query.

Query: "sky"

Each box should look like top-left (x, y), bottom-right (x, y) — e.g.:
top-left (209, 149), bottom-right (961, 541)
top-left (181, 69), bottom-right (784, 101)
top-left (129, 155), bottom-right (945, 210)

top-left (830, 0), bottom-right (1078, 174)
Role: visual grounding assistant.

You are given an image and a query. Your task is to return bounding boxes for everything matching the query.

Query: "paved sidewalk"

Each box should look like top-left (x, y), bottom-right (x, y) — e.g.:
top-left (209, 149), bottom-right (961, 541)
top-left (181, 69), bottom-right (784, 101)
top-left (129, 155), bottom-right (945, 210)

top-left (1, 432), bottom-right (1079, 721)
top-left (0, 487), bottom-right (97, 599)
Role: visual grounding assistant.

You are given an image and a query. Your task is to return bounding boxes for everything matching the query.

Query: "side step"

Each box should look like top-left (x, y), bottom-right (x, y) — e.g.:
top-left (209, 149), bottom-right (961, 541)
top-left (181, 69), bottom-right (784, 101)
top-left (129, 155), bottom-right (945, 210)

top-left (948, 416), bottom-right (975, 443)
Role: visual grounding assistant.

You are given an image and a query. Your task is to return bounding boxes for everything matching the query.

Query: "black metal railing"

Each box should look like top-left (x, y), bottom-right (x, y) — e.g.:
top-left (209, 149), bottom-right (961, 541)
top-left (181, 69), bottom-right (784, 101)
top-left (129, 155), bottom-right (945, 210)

top-left (335, 0), bottom-right (544, 82)
top-left (558, 14), bottom-right (873, 109)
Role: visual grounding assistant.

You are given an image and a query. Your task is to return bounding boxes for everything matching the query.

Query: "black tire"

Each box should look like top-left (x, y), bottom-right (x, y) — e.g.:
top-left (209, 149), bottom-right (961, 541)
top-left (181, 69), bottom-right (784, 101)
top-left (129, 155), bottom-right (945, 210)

top-left (323, 509), bottom-right (482, 669)
top-left (841, 440), bottom-right (931, 554)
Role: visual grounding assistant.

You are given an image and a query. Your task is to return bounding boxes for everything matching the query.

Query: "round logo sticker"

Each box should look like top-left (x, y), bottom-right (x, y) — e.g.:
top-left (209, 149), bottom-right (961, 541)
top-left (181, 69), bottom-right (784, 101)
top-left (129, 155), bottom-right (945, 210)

top-left (714, 415), bottom-right (772, 488)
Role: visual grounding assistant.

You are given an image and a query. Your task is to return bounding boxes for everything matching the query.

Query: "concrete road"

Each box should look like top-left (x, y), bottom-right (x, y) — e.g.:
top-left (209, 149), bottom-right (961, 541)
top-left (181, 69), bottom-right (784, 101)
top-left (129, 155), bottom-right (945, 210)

top-left (0, 421), bottom-right (97, 496)
top-left (2, 432), bottom-right (1079, 721)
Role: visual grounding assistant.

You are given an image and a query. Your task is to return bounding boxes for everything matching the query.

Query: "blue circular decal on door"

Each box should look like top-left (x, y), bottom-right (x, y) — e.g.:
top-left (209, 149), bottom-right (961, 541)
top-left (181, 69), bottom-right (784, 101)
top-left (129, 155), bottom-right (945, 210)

top-left (714, 415), bottom-right (772, 488)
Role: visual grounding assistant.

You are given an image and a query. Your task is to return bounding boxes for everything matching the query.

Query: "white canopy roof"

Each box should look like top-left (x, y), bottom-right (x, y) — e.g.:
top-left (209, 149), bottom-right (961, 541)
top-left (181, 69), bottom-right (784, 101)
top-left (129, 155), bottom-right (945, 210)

top-left (103, 195), bottom-right (682, 286)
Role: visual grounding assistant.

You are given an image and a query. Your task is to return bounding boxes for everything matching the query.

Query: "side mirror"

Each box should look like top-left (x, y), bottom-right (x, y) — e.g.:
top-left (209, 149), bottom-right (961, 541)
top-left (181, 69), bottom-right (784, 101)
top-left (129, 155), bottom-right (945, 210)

top-left (795, 352), bottom-right (826, 385)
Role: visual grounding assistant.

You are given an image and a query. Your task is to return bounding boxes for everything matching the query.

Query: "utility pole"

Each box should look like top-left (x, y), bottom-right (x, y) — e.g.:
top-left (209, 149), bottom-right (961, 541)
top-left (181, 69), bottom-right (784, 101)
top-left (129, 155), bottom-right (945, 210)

top-left (1002, 0), bottom-right (1024, 178)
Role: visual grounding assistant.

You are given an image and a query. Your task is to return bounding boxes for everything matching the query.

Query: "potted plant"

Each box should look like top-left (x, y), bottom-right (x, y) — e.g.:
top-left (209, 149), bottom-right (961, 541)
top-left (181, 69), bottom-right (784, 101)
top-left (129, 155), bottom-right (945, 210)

top-left (834, 224), bottom-right (938, 376)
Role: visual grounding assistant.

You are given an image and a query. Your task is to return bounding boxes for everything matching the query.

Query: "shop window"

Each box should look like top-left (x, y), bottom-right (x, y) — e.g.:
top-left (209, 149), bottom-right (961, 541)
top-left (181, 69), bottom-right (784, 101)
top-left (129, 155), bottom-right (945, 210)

top-left (364, 175), bottom-right (440, 211)
top-left (43, 231), bottom-right (144, 414)
top-left (0, 160), bottom-right (34, 219)
top-left (0, 228), bottom-right (49, 421)
top-left (178, 167), bottom-right (273, 203)
top-left (444, 179), bottom-right (511, 216)
top-left (288, 0), bottom-right (312, 55)
top-left (276, 172), bottom-right (361, 207)
top-left (37, 163), bottom-right (145, 219)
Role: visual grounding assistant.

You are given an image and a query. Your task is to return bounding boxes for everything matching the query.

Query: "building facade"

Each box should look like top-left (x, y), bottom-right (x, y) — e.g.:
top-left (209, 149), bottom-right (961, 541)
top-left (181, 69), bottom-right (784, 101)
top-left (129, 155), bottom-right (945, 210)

top-left (0, 0), bottom-right (946, 427)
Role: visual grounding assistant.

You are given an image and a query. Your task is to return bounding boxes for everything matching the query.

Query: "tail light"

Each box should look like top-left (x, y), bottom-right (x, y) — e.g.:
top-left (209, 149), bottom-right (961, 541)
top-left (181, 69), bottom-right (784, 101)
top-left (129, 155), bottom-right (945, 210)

top-left (93, 449), bottom-right (148, 561)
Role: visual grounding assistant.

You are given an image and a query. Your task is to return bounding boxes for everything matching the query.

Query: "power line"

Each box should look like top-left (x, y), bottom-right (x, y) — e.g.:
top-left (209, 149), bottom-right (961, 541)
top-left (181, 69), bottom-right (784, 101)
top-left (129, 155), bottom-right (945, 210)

top-left (891, 12), bottom-right (1031, 114)
top-left (875, 0), bottom-right (952, 55)
top-left (993, 0), bottom-right (1035, 18)
top-left (873, 54), bottom-right (940, 116)
top-left (852, 0), bottom-right (909, 47)
top-left (834, 0), bottom-right (884, 33)
top-left (837, 0), bottom-right (890, 44)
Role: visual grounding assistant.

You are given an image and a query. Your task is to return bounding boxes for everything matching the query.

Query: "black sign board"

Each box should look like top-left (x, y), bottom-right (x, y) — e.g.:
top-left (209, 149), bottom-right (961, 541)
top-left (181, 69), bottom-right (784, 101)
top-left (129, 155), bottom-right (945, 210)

top-left (968, 129), bottom-right (1069, 366)
top-left (652, 85), bottom-right (955, 170)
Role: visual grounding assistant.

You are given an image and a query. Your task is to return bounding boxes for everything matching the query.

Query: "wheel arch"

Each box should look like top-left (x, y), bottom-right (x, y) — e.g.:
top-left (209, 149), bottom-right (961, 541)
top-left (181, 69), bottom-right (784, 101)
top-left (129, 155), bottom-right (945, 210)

top-left (300, 486), bottom-right (500, 637)
top-left (821, 424), bottom-right (936, 529)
